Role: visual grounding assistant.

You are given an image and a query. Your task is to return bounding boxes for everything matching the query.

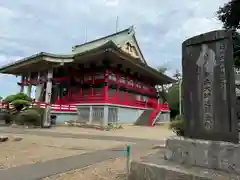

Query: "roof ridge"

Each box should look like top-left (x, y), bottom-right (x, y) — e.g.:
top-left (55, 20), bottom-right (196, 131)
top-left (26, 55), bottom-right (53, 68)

top-left (72, 26), bottom-right (134, 49)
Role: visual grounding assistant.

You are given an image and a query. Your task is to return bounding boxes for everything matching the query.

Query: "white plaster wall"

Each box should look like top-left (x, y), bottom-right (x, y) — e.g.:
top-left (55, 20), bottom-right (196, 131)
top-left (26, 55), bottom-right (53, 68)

top-left (118, 107), bottom-right (144, 124)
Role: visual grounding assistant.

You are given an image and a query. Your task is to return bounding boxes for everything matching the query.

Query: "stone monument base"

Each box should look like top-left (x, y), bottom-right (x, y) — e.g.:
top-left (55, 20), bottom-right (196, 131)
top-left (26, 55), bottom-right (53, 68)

top-left (129, 136), bottom-right (240, 180)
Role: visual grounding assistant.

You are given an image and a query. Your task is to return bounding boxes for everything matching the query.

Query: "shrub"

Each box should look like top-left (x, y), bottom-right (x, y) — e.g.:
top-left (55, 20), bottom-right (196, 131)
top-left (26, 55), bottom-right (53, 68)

top-left (105, 123), bottom-right (123, 131)
top-left (4, 93), bottom-right (32, 111)
top-left (11, 99), bottom-right (31, 111)
top-left (3, 95), bottom-right (16, 104)
top-left (169, 115), bottom-right (185, 136)
top-left (15, 109), bottom-right (41, 126)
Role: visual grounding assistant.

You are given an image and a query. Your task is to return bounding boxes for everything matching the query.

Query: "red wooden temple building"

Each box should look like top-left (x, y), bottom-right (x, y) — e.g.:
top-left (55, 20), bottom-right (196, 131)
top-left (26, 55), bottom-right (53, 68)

top-left (0, 26), bottom-right (174, 127)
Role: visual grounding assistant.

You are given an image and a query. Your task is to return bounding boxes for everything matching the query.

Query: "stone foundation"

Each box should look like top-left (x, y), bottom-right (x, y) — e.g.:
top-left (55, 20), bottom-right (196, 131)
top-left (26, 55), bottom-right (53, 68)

top-left (129, 136), bottom-right (240, 180)
top-left (165, 136), bottom-right (240, 174)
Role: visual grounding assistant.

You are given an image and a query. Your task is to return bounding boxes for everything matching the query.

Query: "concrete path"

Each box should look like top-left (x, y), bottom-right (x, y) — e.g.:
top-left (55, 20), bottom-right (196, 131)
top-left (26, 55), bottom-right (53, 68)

top-left (0, 143), bottom-right (160, 180)
top-left (0, 127), bottom-right (162, 143)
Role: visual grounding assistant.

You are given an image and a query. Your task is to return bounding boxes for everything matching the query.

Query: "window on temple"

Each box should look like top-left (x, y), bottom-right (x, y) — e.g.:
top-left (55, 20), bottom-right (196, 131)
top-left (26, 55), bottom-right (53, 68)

top-left (142, 96), bottom-right (148, 102)
top-left (94, 88), bottom-right (104, 95)
top-left (128, 80), bottom-right (134, 86)
top-left (136, 95), bottom-right (141, 101)
top-left (73, 75), bottom-right (82, 83)
top-left (119, 77), bottom-right (126, 83)
top-left (62, 87), bottom-right (68, 96)
top-left (108, 73), bottom-right (117, 81)
top-left (82, 88), bottom-right (91, 96)
top-left (143, 85), bottom-right (148, 90)
top-left (135, 82), bottom-right (141, 88)
top-left (95, 73), bottom-right (104, 80)
top-left (84, 75), bottom-right (92, 81)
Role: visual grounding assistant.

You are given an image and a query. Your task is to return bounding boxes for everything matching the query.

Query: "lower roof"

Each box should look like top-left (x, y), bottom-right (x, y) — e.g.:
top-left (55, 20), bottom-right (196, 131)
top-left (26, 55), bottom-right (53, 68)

top-left (0, 42), bottom-right (175, 84)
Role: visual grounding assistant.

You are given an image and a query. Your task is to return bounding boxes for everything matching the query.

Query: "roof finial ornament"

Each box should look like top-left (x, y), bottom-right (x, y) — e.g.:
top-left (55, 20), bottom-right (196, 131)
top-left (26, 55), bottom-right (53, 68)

top-left (128, 25), bottom-right (135, 34)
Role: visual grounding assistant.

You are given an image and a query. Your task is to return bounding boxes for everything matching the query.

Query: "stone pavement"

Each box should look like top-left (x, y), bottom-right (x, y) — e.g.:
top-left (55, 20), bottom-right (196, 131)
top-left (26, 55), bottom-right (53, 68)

top-left (0, 143), bottom-right (159, 180)
top-left (0, 127), bottom-right (165, 180)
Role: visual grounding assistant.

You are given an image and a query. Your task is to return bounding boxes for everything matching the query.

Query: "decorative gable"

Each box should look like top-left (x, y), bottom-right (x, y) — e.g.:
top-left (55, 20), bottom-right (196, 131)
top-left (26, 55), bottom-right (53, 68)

top-left (122, 42), bottom-right (139, 58)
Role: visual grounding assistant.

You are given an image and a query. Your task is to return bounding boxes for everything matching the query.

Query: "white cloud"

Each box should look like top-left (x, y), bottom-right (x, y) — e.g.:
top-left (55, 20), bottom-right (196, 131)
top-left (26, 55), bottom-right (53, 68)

top-left (0, 0), bottom-right (230, 96)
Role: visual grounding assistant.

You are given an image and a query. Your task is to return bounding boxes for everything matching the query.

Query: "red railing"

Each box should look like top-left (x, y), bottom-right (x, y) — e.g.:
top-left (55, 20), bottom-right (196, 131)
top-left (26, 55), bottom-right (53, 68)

top-left (58, 94), bottom-right (169, 110)
top-left (34, 102), bottom-right (77, 112)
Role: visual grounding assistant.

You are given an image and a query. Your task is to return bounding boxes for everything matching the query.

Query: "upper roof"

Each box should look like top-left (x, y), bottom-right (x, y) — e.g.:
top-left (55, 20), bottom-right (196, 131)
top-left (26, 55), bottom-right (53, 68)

top-left (72, 26), bottom-right (147, 64)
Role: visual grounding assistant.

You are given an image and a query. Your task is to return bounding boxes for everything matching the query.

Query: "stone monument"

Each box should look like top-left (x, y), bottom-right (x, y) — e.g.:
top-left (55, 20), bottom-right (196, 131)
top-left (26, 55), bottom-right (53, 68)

top-left (182, 30), bottom-right (238, 143)
top-left (129, 30), bottom-right (240, 180)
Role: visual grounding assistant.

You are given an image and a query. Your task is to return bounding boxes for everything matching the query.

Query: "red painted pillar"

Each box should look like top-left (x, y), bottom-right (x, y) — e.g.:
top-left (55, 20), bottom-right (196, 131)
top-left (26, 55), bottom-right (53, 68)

top-left (91, 74), bottom-right (94, 97)
top-left (124, 91), bottom-right (129, 105)
top-left (116, 87), bottom-right (120, 103)
top-left (104, 69), bottom-right (108, 102)
top-left (80, 87), bottom-right (83, 97)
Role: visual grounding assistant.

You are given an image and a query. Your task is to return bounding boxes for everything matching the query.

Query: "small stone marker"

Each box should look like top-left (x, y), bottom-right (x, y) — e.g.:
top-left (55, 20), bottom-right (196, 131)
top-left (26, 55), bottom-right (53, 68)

top-left (182, 30), bottom-right (238, 143)
top-left (0, 136), bottom-right (8, 142)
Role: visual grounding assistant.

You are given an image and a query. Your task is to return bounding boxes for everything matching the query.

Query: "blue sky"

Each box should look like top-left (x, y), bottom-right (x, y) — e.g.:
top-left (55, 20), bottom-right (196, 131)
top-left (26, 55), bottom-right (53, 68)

top-left (0, 0), bottom-right (228, 97)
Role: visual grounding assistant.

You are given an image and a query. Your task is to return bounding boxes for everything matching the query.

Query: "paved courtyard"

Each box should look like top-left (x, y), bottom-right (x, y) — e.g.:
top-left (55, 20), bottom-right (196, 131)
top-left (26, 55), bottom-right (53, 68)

top-left (0, 125), bottom-right (172, 180)
top-left (0, 133), bottom-right (129, 169)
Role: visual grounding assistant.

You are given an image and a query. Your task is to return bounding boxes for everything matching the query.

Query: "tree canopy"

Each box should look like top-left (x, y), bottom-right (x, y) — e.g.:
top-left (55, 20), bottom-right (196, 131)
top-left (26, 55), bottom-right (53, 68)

top-left (217, 0), bottom-right (240, 67)
top-left (217, 0), bottom-right (240, 30)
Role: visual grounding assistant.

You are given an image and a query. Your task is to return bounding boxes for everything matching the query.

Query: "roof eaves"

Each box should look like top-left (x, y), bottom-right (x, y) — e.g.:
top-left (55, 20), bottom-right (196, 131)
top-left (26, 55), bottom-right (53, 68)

top-left (0, 52), bottom-right (45, 72)
top-left (108, 48), bottom-right (176, 84)
top-left (0, 52), bottom-right (74, 73)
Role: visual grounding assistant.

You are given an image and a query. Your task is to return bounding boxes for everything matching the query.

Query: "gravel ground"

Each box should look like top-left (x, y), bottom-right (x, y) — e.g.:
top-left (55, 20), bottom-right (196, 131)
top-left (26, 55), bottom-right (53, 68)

top-left (29, 124), bottom-right (173, 140)
top-left (42, 147), bottom-right (158, 180)
top-left (0, 134), bottom-right (129, 169)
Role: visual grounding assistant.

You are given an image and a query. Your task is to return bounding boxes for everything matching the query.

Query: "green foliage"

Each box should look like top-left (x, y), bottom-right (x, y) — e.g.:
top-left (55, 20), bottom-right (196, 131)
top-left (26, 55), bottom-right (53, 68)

top-left (217, 0), bottom-right (240, 30)
top-left (167, 83), bottom-right (180, 117)
top-left (105, 123), bottom-right (123, 131)
top-left (169, 115), bottom-right (185, 136)
top-left (14, 93), bottom-right (32, 102)
top-left (4, 95), bottom-right (16, 104)
top-left (4, 93), bottom-right (32, 111)
top-left (15, 109), bottom-right (41, 126)
top-left (217, 1), bottom-right (240, 67)
top-left (11, 99), bottom-right (31, 108)
top-left (31, 105), bottom-right (45, 119)
top-left (4, 93), bottom-right (31, 103)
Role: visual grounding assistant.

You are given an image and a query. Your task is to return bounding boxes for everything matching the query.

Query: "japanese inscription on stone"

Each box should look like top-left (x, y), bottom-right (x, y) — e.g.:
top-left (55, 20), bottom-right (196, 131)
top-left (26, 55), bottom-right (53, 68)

top-left (182, 30), bottom-right (238, 143)
top-left (197, 44), bottom-right (216, 131)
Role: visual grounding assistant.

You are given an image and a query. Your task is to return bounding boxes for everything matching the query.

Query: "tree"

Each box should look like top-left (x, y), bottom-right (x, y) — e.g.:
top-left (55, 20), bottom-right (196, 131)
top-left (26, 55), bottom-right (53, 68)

top-left (217, 0), bottom-right (240, 30)
top-left (167, 70), bottom-right (182, 118)
top-left (233, 32), bottom-right (240, 66)
top-left (217, 1), bottom-right (240, 67)
top-left (167, 83), bottom-right (179, 118)
top-left (4, 92), bottom-right (32, 111)
top-left (156, 66), bottom-right (169, 103)
top-left (173, 69), bottom-right (181, 81)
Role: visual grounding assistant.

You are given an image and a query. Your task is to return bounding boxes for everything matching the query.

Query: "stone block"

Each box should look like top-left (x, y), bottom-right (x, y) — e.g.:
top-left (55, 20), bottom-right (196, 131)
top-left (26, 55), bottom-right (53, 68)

top-left (129, 149), bottom-right (240, 180)
top-left (0, 136), bottom-right (8, 142)
top-left (165, 136), bottom-right (240, 174)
